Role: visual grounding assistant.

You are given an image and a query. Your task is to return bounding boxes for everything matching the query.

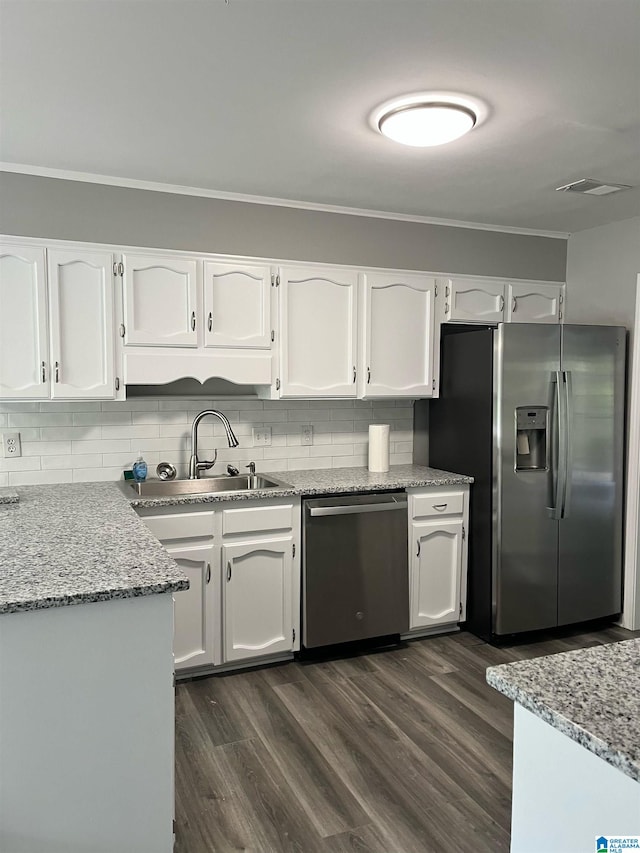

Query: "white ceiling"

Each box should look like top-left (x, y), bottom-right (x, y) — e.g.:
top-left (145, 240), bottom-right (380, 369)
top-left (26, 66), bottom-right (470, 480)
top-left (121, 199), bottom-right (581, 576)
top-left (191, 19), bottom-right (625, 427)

top-left (1, 0), bottom-right (639, 234)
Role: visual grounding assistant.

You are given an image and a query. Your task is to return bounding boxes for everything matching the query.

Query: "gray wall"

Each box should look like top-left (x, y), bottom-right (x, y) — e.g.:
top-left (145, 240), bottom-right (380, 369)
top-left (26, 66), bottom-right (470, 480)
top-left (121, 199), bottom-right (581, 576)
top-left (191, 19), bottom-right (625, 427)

top-left (0, 173), bottom-right (567, 280)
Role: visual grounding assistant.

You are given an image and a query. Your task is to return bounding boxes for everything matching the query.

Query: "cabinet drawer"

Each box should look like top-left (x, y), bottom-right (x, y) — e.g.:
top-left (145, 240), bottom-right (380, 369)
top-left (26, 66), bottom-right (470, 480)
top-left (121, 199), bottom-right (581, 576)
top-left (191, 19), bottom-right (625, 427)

top-left (411, 491), bottom-right (464, 519)
top-left (140, 510), bottom-right (215, 542)
top-left (222, 503), bottom-right (294, 536)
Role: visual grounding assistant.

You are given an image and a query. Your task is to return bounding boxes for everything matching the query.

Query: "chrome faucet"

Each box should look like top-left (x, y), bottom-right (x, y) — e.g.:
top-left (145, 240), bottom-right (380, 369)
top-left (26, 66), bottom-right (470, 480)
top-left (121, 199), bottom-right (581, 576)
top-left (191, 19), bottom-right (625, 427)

top-left (188, 410), bottom-right (239, 479)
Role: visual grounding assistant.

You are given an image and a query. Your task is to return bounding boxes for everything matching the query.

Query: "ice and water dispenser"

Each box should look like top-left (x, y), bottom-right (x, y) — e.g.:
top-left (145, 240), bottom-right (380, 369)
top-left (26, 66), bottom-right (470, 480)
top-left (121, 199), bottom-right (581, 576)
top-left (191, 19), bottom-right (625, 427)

top-left (515, 406), bottom-right (548, 471)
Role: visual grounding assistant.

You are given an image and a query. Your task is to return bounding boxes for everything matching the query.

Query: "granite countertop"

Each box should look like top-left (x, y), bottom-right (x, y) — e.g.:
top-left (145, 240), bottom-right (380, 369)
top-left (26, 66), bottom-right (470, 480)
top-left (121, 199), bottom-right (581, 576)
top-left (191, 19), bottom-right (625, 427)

top-left (126, 463), bottom-right (473, 508)
top-left (0, 482), bottom-right (188, 615)
top-left (1, 464), bottom-right (471, 615)
top-left (0, 487), bottom-right (19, 505)
top-left (487, 639), bottom-right (640, 782)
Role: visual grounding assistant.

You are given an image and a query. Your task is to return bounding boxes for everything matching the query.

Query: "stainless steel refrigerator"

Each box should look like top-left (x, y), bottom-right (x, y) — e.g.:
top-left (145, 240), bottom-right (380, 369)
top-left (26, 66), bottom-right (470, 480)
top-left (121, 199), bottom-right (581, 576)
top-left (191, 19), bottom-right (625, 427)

top-left (421, 323), bottom-right (626, 641)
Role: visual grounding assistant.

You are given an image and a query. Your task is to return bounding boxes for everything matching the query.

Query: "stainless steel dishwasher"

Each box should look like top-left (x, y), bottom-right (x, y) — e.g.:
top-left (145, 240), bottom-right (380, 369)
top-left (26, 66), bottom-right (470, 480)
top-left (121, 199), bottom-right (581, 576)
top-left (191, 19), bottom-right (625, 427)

top-left (302, 492), bottom-right (409, 649)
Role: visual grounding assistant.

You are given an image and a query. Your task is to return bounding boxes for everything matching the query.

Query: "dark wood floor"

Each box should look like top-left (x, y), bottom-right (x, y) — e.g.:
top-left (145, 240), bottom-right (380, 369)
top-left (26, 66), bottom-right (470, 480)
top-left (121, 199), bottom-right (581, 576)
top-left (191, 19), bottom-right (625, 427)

top-left (174, 624), bottom-right (637, 853)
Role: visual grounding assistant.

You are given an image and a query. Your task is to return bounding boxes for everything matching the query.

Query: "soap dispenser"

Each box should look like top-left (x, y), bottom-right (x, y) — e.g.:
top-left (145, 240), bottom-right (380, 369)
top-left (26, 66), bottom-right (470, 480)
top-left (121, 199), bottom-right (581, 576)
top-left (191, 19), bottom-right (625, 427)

top-left (132, 451), bottom-right (148, 482)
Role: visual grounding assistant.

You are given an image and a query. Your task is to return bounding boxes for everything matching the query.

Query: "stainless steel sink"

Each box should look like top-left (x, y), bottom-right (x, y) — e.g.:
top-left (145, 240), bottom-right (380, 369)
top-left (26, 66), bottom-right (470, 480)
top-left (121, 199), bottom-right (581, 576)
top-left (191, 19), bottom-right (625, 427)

top-left (125, 474), bottom-right (286, 497)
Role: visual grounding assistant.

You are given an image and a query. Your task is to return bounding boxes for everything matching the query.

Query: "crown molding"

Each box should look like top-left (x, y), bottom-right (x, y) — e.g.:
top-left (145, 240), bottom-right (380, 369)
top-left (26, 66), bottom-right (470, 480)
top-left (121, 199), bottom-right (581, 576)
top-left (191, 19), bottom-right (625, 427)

top-left (0, 162), bottom-right (570, 240)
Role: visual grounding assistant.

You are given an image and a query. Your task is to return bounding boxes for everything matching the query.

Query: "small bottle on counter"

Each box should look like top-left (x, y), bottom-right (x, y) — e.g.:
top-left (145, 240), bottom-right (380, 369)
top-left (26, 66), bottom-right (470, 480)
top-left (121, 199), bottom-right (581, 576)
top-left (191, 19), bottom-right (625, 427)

top-left (132, 452), bottom-right (148, 482)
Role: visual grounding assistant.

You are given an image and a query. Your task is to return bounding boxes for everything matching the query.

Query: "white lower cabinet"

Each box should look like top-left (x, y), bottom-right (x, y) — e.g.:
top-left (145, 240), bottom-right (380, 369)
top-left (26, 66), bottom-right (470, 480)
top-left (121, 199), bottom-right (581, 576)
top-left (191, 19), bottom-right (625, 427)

top-left (137, 497), bottom-right (300, 674)
top-left (165, 542), bottom-right (216, 669)
top-left (222, 535), bottom-right (294, 662)
top-left (407, 486), bottom-right (469, 631)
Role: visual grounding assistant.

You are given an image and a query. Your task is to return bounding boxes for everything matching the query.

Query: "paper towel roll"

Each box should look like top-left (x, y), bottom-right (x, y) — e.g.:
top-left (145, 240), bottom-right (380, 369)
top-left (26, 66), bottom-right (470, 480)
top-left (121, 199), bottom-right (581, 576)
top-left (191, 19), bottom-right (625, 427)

top-left (368, 424), bottom-right (390, 473)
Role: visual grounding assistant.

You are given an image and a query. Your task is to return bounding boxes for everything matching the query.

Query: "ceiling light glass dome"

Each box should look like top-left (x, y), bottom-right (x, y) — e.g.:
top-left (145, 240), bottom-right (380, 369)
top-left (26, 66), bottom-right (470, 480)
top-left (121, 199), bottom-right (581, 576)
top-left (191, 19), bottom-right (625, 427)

top-left (377, 100), bottom-right (477, 147)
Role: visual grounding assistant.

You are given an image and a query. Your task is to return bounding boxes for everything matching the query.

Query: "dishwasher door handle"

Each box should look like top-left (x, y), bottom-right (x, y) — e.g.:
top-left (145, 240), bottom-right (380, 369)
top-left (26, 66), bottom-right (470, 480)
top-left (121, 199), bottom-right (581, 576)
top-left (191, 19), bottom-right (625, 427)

top-left (308, 500), bottom-right (407, 517)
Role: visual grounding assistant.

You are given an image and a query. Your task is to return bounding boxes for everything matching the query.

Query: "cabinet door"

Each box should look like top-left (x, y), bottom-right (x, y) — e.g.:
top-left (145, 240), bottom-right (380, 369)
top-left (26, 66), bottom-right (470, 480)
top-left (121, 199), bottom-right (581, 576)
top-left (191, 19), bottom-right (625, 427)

top-left (0, 245), bottom-right (49, 399)
top-left (165, 543), bottom-right (215, 670)
top-left (279, 267), bottom-right (358, 397)
top-left (507, 282), bottom-right (562, 324)
top-left (222, 535), bottom-right (293, 662)
top-left (362, 272), bottom-right (434, 398)
top-left (47, 250), bottom-right (116, 399)
top-left (445, 279), bottom-right (506, 323)
top-left (122, 253), bottom-right (199, 347)
top-left (203, 261), bottom-right (271, 348)
top-left (410, 519), bottom-right (462, 629)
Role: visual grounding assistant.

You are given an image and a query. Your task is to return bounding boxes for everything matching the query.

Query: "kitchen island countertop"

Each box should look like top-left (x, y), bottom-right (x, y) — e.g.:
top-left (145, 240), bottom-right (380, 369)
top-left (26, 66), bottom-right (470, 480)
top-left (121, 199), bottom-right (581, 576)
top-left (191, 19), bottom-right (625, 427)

top-left (487, 638), bottom-right (640, 782)
top-left (0, 482), bottom-right (188, 615)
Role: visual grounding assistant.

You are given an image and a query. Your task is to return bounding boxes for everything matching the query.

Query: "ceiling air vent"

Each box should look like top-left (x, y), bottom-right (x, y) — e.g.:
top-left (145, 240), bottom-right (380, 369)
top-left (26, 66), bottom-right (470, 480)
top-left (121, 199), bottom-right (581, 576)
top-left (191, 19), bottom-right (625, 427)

top-left (555, 178), bottom-right (632, 196)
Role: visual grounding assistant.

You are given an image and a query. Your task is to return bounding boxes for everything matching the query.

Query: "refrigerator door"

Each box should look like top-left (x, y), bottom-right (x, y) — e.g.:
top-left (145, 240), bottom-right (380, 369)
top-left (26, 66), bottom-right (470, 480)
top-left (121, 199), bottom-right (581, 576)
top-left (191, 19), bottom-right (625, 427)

top-left (558, 325), bottom-right (625, 624)
top-left (494, 324), bottom-right (560, 634)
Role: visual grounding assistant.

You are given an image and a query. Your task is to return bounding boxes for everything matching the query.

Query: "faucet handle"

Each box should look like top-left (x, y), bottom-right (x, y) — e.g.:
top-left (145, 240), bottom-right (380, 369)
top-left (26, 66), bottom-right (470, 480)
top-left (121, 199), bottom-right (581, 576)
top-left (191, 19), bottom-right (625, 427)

top-left (226, 464), bottom-right (240, 476)
top-left (246, 461), bottom-right (256, 476)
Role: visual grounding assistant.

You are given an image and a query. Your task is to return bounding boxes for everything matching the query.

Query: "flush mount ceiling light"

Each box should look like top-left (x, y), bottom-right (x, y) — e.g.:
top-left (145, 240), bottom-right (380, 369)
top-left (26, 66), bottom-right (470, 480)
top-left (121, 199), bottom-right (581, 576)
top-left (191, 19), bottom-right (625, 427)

top-left (373, 93), bottom-right (484, 147)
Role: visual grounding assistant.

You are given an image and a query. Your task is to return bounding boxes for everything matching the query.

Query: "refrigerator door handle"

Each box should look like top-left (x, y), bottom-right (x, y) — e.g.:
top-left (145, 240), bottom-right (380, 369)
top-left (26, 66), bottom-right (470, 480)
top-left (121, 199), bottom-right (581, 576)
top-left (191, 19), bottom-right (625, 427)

top-left (561, 370), bottom-right (573, 517)
top-left (548, 370), bottom-right (566, 520)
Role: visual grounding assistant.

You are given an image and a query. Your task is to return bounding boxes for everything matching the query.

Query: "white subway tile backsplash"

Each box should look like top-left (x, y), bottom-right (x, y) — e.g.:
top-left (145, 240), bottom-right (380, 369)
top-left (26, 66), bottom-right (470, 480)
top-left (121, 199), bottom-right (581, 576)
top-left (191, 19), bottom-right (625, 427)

top-left (0, 398), bottom-right (414, 485)
top-left (22, 441), bottom-right (71, 457)
top-left (9, 470), bottom-right (73, 486)
top-left (71, 439), bottom-right (131, 454)
top-left (101, 424), bottom-right (160, 440)
top-left (42, 453), bottom-right (103, 470)
top-left (40, 426), bottom-right (101, 441)
top-left (0, 457), bottom-right (41, 472)
top-left (8, 412), bottom-right (73, 428)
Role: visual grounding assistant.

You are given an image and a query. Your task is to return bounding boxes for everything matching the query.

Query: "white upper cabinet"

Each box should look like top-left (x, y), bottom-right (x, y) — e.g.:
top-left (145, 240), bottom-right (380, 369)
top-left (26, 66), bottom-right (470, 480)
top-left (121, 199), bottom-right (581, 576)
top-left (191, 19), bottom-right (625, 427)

top-left (47, 250), bottom-right (116, 399)
top-left (506, 282), bottom-right (563, 324)
top-left (122, 253), bottom-right (199, 347)
top-left (222, 535), bottom-right (294, 662)
top-left (203, 261), bottom-right (271, 349)
top-left (361, 272), bottom-right (435, 398)
top-left (0, 245), bottom-right (49, 399)
top-left (278, 266), bottom-right (358, 397)
top-left (444, 278), bottom-right (506, 323)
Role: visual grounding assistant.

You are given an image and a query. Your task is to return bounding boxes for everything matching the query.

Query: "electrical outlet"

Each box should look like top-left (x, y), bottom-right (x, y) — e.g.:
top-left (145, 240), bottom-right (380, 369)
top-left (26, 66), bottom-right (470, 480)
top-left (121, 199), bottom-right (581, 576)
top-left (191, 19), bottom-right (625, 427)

top-left (3, 432), bottom-right (22, 458)
top-left (252, 427), bottom-right (272, 447)
top-left (301, 425), bottom-right (313, 445)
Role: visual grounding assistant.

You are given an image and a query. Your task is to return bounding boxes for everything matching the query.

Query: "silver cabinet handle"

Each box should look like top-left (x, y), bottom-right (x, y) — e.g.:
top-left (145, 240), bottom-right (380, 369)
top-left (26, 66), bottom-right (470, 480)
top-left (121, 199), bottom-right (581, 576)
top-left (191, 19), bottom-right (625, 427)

top-left (512, 297), bottom-right (517, 313)
top-left (433, 503), bottom-right (448, 511)
top-left (416, 540), bottom-right (421, 557)
top-left (41, 361), bottom-right (46, 383)
top-left (206, 563), bottom-right (211, 584)
top-left (352, 366), bottom-right (356, 383)
top-left (226, 561), bottom-right (232, 582)
top-left (499, 294), bottom-right (505, 312)
top-left (308, 498), bottom-right (407, 517)
top-left (367, 367), bottom-right (371, 384)
top-left (208, 312), bottom-right (213, 332)
top-left (190, 311), bottom-right (196, 331)
top-left (54, 361), bottom-right (60, 383)
top-left (444, 302), bottom-right (449, 313)
top-left (115, 377), bottom-right (120, 391)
